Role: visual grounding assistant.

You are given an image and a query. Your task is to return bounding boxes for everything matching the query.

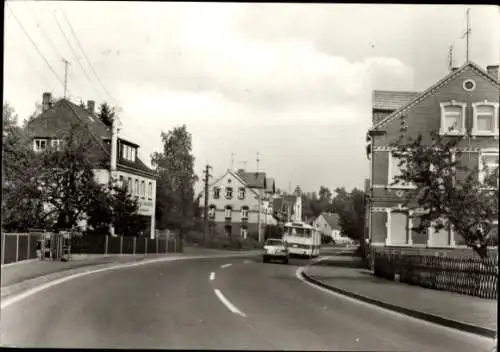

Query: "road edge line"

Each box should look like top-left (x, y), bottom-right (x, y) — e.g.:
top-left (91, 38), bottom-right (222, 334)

top-left (297, 264), bottom-right (496, 339)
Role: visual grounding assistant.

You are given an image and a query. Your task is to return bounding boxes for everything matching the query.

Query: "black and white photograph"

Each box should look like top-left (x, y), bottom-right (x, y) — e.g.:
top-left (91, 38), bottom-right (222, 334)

top-left (1, 1), bottom-right (499, 351)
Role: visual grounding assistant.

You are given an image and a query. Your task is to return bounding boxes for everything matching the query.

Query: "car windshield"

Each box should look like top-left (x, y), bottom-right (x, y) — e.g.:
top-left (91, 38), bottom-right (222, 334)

top-left (265, 239), bottom-right (283, 246)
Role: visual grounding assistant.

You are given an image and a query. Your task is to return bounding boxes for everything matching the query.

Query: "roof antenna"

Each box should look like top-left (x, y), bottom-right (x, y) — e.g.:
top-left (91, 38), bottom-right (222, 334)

top-left (256, 151), bottom-right (260, 173)
top-left (462, 8), bottom-right (471, 63)
top-left (230, 152), bottom-right (234, 170)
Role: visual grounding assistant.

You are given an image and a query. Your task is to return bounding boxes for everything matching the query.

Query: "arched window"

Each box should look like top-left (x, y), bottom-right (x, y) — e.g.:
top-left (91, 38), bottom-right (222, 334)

top-left (225, 206), bottom-right (232, 218)
top-left (208, 205), bottom-right (216, 219)
top-left (241, 206), bottom-right (249, 219)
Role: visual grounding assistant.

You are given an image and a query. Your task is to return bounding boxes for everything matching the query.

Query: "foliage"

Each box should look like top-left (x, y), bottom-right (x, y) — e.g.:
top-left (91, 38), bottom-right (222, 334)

top-left (97, 102), bottom-right (115, 127)
top-left (331, 187), bottom-right (366, 242)
top-left (151, 125), bottom-right (198, 238)
top-left (390, 130), bottom-right (499, 259)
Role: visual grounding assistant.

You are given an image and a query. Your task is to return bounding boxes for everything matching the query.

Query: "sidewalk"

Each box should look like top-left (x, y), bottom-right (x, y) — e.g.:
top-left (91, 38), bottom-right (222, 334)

top-left (303, 256), bottom-right (497, 338)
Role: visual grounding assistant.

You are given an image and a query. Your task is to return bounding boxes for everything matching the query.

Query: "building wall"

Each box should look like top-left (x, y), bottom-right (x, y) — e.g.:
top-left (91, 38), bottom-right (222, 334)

top-left (368, 65), bottom-right (499, 250)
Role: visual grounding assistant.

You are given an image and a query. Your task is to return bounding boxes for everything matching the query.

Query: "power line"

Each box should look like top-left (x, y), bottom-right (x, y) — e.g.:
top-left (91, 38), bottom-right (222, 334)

top-left (6, 3), bottom-right (64, 87)
top-left (27, 5), bottom-right (64, 61)
top-left (51, 8), bottom-right (102, 99)
top-left (58, 4), bottom-right (119, 107)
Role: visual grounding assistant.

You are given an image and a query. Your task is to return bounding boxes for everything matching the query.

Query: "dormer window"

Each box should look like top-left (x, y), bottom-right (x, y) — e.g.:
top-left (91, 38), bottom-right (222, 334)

top-left (440, 101), bottom-right (466, 136)
top-left (33, 139), bottom-right (47, 152)
top-left (472, 101), bottom-right (499, 137)
top-left (122, 144), bottom-right (137, 162)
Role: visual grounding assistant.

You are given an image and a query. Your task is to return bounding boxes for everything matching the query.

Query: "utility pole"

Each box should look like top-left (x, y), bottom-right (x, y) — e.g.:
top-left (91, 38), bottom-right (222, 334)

top-left (448, 45), bottom-right (454, 71)
top-left (463, 8), bottom-right (471, 63)
top-left (203, 164), bottom-right (213, 245)
top-left (62, 58), bottom-right (70, 98)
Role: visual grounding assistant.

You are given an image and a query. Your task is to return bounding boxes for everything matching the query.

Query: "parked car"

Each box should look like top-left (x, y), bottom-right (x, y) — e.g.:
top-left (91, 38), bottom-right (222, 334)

top-left (262, 238), bottom-right (289, 264)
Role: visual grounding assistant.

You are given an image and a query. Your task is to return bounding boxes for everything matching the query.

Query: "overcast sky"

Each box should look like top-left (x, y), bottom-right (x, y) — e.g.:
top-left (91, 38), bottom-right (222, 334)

top-left (4, 2), bottom-right (499, 195)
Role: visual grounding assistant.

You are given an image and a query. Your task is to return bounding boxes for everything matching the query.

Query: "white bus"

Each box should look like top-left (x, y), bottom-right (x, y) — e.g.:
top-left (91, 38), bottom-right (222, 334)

top-left (282, 222), bottom-right (321, 258)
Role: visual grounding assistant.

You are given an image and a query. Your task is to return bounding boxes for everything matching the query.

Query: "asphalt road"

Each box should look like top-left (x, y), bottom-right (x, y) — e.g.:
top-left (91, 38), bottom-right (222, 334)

top-left (0, 254), bottom-right (495, 351)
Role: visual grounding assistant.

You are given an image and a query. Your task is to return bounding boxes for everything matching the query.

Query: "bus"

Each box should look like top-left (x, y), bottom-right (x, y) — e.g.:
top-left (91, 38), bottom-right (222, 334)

top-left (282, 221), bottom-right (321, 258)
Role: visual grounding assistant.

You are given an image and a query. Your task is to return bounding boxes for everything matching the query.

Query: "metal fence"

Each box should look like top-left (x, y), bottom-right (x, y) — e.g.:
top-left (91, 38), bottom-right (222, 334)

top-left (1, 232), bottom-right (183, 265)
top-left (373, 251), bottom-right (498, 299)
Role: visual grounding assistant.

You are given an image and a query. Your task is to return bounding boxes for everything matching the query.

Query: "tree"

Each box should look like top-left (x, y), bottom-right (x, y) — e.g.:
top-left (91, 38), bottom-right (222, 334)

top-left (151, 125), bottom-right (198, 239)
top-left (390, 131), bottom-right (499, 259)
top-left (332, 187), bottom-right (366, 242)
top-left (318, 186), bottom-right (332, 201)
top-left (98, 102), bottom-right (115, 127)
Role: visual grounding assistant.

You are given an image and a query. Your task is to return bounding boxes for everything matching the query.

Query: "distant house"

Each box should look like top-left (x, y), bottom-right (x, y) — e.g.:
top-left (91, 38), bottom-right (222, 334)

top-left (313, 212), bottom-right (351, 244)
top-left (25, 92), bottom-right (157, 238)
top-left (272, 186), bottom-right (303, 225)
top-left (199, 169), bottom-right (277, 241)
top-left (366, 62), bottom-right (499, 254)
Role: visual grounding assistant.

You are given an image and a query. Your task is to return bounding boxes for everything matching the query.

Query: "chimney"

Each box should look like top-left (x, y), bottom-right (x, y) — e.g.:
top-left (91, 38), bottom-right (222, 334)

top-left (42, 92), bottom-right (52, 112)
top-left (451, 67), bottom-right (459, 72)
top-left (87, 100), bottom-right (95, 115)
top-left (486, 65), bottom-right (499, 82)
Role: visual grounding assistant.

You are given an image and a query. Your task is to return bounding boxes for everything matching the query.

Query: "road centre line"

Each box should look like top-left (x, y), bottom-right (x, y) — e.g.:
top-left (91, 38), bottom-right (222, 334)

top-left (214, 288), bottom-right (247, 317)
top-left (221, 263), bottom-right (232, 269)
top-left (209, 272), bottom-right (215, 281)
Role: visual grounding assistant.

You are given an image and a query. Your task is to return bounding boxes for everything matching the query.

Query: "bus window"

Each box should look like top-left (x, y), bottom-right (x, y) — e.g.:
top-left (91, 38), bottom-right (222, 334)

top-left (305, 229), bottom-right (312, 238)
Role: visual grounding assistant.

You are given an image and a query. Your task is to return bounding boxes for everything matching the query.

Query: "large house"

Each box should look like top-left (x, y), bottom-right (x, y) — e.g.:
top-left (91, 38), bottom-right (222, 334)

top-left (25, 92), bottom-right (157, 238)
top-left (272, 186), bottom-right (303, 225)
top-left (199, 168), bottom-right (277, 241)
top-left (366, 62), bottom-right (499, 254)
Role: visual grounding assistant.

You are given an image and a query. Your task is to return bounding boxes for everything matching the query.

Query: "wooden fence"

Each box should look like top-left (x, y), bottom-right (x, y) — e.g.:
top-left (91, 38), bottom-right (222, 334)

top-left (1, 232), bottom-right (183, 265)
top-left (373, 251), bottom-right (498, 299)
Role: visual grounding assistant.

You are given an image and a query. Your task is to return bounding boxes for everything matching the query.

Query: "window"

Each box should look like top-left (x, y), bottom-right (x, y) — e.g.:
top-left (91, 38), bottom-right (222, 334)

top-left (440, 101), bottom-right (466, 135)
top-left (135, 179), bottom-right (139, 195)
top-left (148, 182), bottom-right (153, 199)
top-left (427, 218), bottom-right (455, 247)
top-left (479, 151), bottom-right (499, 187)
top-left (225, 206), bottom-right (232, 218)
top-left (122, 144), bottom-right (137, 162)
top-left (141, 181), bottom-right (146, 197)
top-left (213, 187), bottom-right (220, 199)
top-left (241, 207), bottom-right (249, 219)
top-left (119, 175), bottom-right (124, 188)
top-left (388, 152), bottom-right (415, 188)
top-left (386, 210), bottom-right (412, 246)
top-left (225, 187), bottom-right (233, 199)
top-left (472, 101), bottom-right (499, 136)
top-left (241, 228), bottom-right (248, 239)
top-left (208, 206), bottom-right (216, 219)
top-left (238, 187), bottom-right (245, 200)
top-left (33, 139), bottom-right (47, 152)
top-left (51, 139), bottom-right (62, 150)
top-left (128, 178), bottom-right (132, 193)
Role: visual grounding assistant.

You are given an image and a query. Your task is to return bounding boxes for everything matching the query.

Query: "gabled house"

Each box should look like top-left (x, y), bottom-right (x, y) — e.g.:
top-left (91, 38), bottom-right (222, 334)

top-left (199, 169), bottom-right (277, 241)
top-left (366, 62), bottom-right (499, 255)
top-left (313, 212), bottom-right (351, 244)
top-left (272, 186), bottom-right (303, 224)
top-left (25, 92), bottom-right (157, 238)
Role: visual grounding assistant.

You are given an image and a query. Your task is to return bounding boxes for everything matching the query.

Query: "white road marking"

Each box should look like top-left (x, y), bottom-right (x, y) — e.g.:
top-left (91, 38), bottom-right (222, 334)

top-left (1, 253), bottom-right (258, 310)
top-left (214, 289), bottom-right (246, 317)
top-left (209, 272), bottom-right (215, 281)
top-left (244, 260), bottom-right (251, 264)
top-left (295, 265), bottom-right (495, 342)
top-left (221, 263), bottom-right (232, 269)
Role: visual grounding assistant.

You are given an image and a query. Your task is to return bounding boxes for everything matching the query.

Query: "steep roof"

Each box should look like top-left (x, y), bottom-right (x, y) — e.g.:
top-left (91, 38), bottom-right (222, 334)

top-left (320, 212), bottom-right (341, 230)
top-left (371, 61), bottom-right (500, 131)
top-left (25, 98), bottom-right (155, 177)
top-left (236, 170), bottom-right (267, 188)
top-left (372, 90), bottom-right (421, 111)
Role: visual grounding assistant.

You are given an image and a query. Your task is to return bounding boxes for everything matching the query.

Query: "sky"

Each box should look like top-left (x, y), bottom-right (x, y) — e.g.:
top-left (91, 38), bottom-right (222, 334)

top-left (4, 2), bottom-right (500, 195)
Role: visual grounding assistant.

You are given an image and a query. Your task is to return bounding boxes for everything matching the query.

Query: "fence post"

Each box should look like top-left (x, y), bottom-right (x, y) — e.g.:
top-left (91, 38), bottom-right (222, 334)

top-left (120, 236), bottom-right (123, 255)
top-left (145, 237), bottom-right (148, 254)
top-left (27, 233), bottom-right (31, 259)
top-left (1, 234), bottom-right (5, 264)
top-left (133, 237), bottom-right (136, 255)
top-left (174, 238), bottom-right (177, 253)
top-left (164, 238), bottom-right (167, 254)
top-left (156, 236), bottom-right (159, 255)
top-left (15, 234), bottom-right (20, 262)
top-left (105, 235), bottom-right (109, 256)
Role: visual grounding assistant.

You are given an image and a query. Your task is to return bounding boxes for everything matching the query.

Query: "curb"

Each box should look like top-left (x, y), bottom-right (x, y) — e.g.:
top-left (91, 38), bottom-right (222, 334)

top-left (1, 259), bottom-right (38, 268)
top-left (300, 264), bottom-right (496, 339)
